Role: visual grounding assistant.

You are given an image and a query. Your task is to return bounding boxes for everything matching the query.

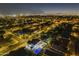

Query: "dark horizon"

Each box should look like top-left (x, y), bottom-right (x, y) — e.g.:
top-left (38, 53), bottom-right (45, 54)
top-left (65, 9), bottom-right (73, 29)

top-left (0, 3), bottom-right (79, 15)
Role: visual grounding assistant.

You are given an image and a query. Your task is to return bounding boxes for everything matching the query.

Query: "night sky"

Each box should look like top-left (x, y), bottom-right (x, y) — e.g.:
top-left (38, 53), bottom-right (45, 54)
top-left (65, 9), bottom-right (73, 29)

top-left (0, 3), bottom-right (79, 15)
